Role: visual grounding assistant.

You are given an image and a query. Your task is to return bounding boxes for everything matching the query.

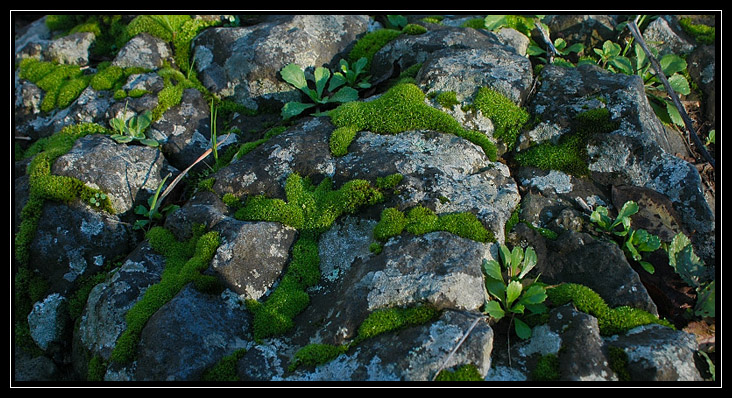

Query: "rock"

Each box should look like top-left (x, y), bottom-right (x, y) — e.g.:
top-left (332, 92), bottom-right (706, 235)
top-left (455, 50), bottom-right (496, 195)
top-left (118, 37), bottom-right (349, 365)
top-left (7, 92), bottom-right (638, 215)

top-left (27, 293), bottom-right (69, 354)
top-left (72, 242), bottom-right (166, 376)
top-left (606, 324), bottom-right (703, 381)
top-left (29, 200), bottom-right (136, 294)
top-left (133, 285), bottom-right (250, 381)
top-left (51, 134), bottom-right (177, 219)
top-left (192, 15), bottom-right (370, 110)
top-left (44, 31), bottom-right (95, 65)
top-left (112, 33), bottom-right (173, 70)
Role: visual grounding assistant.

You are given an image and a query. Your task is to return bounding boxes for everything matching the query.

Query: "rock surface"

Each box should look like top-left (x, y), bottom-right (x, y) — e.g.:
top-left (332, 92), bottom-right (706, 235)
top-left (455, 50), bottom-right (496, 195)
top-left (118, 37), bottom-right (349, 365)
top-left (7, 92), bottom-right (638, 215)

top-left (12, 13), bottom-right (716, 384)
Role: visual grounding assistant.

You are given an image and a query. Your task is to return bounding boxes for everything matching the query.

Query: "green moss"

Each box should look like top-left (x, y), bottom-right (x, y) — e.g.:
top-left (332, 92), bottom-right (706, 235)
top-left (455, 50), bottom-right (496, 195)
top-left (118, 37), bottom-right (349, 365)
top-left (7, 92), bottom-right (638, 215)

top-left (402, 23), bottom-right (427, 35)
top-left (356, 305), bottom-right (439, 342)
top-left (87, 356), bottom-right (107, 381)
top-left (504, 203), bottom-right (521, 240)
top-left (328, 83), bottom-right (497, 160)
top-left (289, 343), bottom-right (348, 372)
top-left (201, 348), bottom-right (248, 381)
top-left (514, 107), bottom-right (618, 176)
top-left (679, 17), bottom-right (716, 44)
top-left (235, 173), bottom-right (390, 340)
top-left (110, 225), bottom-right (221, 364)
top-left (531, 354), bottom-right (561, 381)
top-left (433, 91), bottom-right (460, 109)
top-left (547, 283), bottom-right (674, 336)
top-left (347, 28), bottom-right (403, 67)
top-left (373, 206), bottom-right (494, 243)
top-left (375, 173), bottom-right (403, 190)
top-left (473, 87), bottom-right (529, 150)
top-left (607, 346), bottom-right (631, 381)
top-left (329, 125), bottom-right (359, 157)
top-left (369, 242), bottom-right (383, 254)
top-left (435, 364), bottom-right (483, 381)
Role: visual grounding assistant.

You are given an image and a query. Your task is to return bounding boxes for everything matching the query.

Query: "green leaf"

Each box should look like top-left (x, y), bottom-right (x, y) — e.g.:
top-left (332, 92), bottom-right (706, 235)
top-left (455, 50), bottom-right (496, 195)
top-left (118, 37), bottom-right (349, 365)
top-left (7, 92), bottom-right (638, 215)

top-left (616, 201), bottom-right (639, 221)
top-left (484, 300), bottom-right (505, 320)
top-left (527, 45), bottom-right (547, 56)
top-left (109, 118), bottom-right (126, 134)
top-left (328, 73), bottom-right (347, 92)
top-left (483, 15), bottom-right (508, 31)
top-left (134, 204), bottom-right (150, 216)
top-left (513, 318), bottom-right (532, 339)
top-left (482, 259), bottom-right (504, 282)
top-left (520, 284), bottom-right (547, 305)
top-left (281, 101), bottom-right (315, 119)
top-left (506, 280), bottom-right (523, 306)
top-left (518, 246), bottom-right (537, 279)
top-left (639, 261), bottom-right (655, 274)
top-left (281, 63), bottom-right (309, 92)
top-left (609, 56), bottom-right (633, 75)
top-left (659, 54), bottom-right (687, 76)
top-left (510, 246), bottom-right (524, 277)
top-left (665, 99), bottom-right (685, 127)
top-left (327, 86), bottom-right (359, 104)
top-left (667, 73), bottom-right (690, 95)
top-left (625, 239), bottom-right (642, 262)
top-left (485, 278), bottom-right (506, 302)
top-left (590, 206), bottom-right (611, 230)
top-left (139, 138), bottom-right (159, 147)
top-left (499, 244), bottom-right (512, 270)
top-left (313, 66), bottom-right (330, 100)
top-left (111, 134), bottom-right (133, 143)
top-left (695, 280), bottom-right (715, 317)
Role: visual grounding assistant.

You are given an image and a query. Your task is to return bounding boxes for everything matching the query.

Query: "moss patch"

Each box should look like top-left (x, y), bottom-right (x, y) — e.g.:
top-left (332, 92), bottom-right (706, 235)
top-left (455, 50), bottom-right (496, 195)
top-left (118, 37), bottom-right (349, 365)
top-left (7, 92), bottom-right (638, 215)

top-left (234, 173), bottom-right (400, 340)
top-left (109, 225), bottom-right (221, 364)
top-left (201, 348), bottom-right (248, 381)
top-left (531, 354), bottom-right (560, 381)
top-left (546, 283), bottom-right (673, 336)
top-left (373, 206), bottom-right (495, 243)
top-left (514, 107), bottom-right (618, 176)
top-left (472, 87), bottom-right (529, 151)
top-left (434, 364), bottom-right (483, 381)
top-left (328, 83), bottom-right (497, 160)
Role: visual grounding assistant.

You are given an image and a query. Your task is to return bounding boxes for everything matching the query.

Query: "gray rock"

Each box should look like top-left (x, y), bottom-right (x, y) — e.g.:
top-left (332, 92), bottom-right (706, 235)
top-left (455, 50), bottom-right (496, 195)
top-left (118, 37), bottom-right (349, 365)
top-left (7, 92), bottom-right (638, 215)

top-left (250, 310), bottom-right (493, 381)
top-left (133, 284), bottom-right (251, 381)
top-left (416, 46), bottom-right (533, 105)
top-left (52, 134), bottom-right (177, 218)
top-left (192, 15), bottom-right (370, 110)
top-left (27, 293), bottom-right (69, 352)
top-left (541, 230), bottom-right (658, 315)
top-left (643, 16), bottom-right (695, 57)
top-left (29, 200), bottom-right (136, 294)
top-left (606, 323), bottom-right (703, 381)
top-left (44, 31), bottom-right (95, 65)
top-left (112, 33), bottom-right (173, 70)
top-left (73, 243), bottom-right (166, 367)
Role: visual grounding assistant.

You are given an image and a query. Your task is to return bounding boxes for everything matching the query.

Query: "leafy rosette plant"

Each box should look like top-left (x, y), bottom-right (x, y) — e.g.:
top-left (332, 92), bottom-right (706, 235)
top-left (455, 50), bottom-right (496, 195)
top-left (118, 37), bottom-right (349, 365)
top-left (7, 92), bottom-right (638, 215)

top-left (590, 200), bottom-right (661, 273)
top-left (280, 63), bottom-right (360, 119)
top-left (482, 244), bottom-right (548, 339)
top-left (109, 104), bottom-right (158, 147)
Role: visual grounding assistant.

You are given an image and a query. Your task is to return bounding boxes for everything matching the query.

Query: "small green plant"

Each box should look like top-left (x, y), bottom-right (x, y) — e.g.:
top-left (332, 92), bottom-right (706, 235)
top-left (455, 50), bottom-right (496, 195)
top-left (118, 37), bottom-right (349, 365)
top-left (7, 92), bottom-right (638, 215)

top-left (482, 244), bottom-right (547, 339)
top-left (667, 232), bottom-right (715, 317)
top-left (590, 201), bottom-right (660, 274)
top-left (330, 57), bottom-right (371, 90)
top-left (279, 63), bottom-right (360, 119)
top-left (88, 192), bottom-right (108, 208)
top-left (133, 173), bottom-right (180, 230)
top-left (109, 102), bottom-right (158, 147)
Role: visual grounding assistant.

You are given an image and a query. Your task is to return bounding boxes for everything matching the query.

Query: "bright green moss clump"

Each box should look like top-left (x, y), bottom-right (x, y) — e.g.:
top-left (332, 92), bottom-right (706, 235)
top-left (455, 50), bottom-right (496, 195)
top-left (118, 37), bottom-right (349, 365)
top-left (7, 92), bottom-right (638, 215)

top-left (235, 173), bottom-right (399, 340)
top-left (547, 283), bottom-right (673, 336)
top-left (472, 87), bottom-right (529, 151)
top-left (514, 107), bottom-right (618, 176)
top-left (329, 83), bottom-right (497, 160)
top-left (373, 206), bottom-right (495, 243)
top-left (531, 354), bottom-right (560, 381)
top-left (18, 58), bottom-right (90, 112)
top-left (110, 225), bottom-right (221, 364)
top-left (434, 364), bottom-right (483, 381)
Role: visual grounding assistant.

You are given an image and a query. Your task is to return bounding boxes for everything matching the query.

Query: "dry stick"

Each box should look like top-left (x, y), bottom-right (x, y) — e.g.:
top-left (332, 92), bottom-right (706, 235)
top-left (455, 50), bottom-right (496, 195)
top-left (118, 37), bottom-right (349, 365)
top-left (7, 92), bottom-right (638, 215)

top-left (431, 314), bottom-right (486, 381)
top-left (627, 20), bottom-right (716, 170)
top-left (157, 133), bottom-right (231, 205)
